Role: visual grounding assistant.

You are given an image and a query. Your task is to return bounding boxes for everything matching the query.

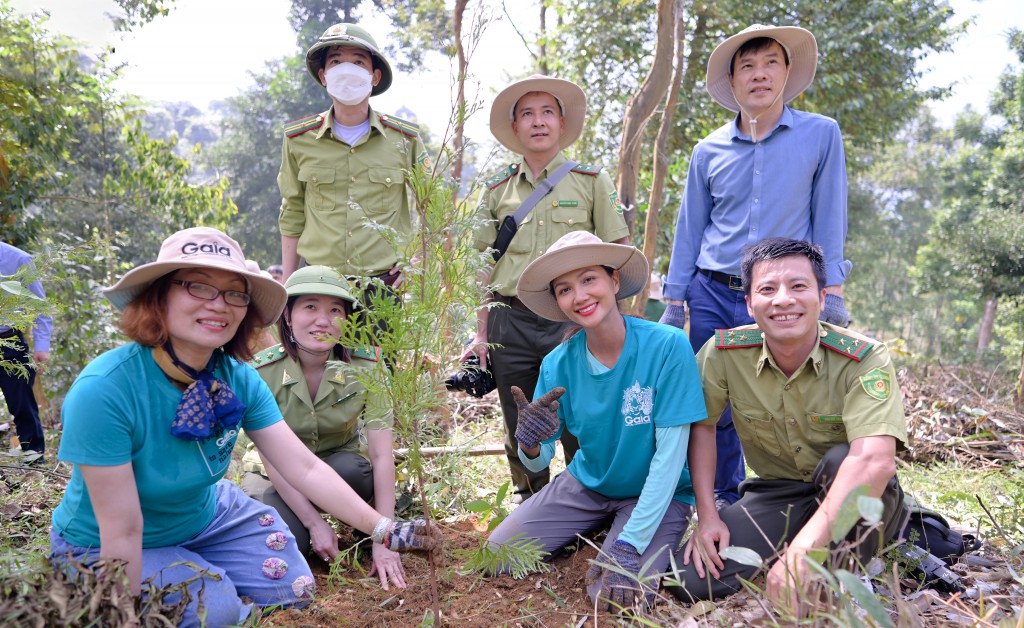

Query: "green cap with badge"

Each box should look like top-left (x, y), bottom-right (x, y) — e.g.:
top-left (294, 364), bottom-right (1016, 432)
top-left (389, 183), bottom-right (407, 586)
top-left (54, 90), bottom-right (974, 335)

top-left (305, 22), bottom-right (392, 96)
top-left (284, 265), bottom-right (357, 304)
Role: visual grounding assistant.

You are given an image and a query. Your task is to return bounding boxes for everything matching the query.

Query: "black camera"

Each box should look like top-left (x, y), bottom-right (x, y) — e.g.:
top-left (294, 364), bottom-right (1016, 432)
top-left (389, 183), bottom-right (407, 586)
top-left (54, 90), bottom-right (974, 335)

top-left (444, 355), bottom-right (496, 398)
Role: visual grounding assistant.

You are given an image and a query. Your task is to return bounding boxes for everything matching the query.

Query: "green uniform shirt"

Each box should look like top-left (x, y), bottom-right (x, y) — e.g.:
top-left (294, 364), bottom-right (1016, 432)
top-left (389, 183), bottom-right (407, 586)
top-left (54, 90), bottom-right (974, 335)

top-left (278, 107), bottom-right (429, 277)
top-left (241, 344), bottom-right (393, 475)
top-left (696, 322), bottom-right (908, 482)
top-left (473, 152), bottom-right (629, 296)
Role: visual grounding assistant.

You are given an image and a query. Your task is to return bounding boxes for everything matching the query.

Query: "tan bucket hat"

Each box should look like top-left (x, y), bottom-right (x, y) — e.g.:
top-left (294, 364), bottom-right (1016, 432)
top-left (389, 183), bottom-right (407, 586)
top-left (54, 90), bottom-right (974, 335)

top-left (489, 75), bottom-right (586, 155)
top-left (305, 22), bottom-right (392, 96)
top-left (706, 24), bottom-right (817, 113)
top-left (103, 227), bottom-right (287, 326)
top-left (517, 231), bottom-right (649, 322)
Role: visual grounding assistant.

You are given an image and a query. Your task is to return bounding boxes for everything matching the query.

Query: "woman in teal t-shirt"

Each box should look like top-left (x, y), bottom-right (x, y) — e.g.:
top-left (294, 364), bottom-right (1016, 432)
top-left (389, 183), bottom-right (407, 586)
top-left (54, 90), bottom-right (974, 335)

top-left (49, 227), bottom-right (437, 627)
top-left (486, 231), bottom-right (716, 613)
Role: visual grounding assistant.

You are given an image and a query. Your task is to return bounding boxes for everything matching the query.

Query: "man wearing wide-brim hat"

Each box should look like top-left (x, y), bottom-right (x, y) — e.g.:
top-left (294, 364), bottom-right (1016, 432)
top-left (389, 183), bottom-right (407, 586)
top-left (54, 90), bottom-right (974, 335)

top-left (277, 22), bottom-right (430, 286)
top-left (463, 75), bottom-right (630, 502)
top-left (659, 24), bottom-right (852, 509)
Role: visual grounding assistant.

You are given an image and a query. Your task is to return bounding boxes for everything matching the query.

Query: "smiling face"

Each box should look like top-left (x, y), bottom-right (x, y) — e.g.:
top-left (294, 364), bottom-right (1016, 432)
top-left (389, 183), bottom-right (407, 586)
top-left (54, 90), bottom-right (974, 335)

top-left (511, 91), bottom-right (565, 160)
top-left (745, 255), bottom-right (825, 352)
top-left (285, 294), bottom-right (348, 353)
top-left (552, 265), bottom-right (621, 330)
top-left (164, 268), bottom-right (248, 369)
top-left (729, 40), bottom-right (789, 115)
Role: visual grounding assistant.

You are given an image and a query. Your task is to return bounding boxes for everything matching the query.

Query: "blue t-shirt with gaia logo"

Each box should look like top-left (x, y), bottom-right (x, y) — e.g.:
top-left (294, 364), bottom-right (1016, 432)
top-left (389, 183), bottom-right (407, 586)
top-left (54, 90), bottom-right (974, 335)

top-left (537, 316), bottom-right (706, 502)
top-left (52, 343), bottom-right (282, 548)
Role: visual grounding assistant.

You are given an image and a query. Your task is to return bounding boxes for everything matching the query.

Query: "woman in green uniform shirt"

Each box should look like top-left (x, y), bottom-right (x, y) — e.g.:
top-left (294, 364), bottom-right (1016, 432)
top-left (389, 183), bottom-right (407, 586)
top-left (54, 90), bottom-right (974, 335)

top-left (241, 265), bottom-right (404, 590)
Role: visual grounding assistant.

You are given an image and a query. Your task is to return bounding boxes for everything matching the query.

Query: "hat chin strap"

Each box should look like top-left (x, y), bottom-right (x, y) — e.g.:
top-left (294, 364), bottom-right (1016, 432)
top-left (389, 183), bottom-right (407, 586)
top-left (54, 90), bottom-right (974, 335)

top-left (732, 66), bottom-right (790, 143)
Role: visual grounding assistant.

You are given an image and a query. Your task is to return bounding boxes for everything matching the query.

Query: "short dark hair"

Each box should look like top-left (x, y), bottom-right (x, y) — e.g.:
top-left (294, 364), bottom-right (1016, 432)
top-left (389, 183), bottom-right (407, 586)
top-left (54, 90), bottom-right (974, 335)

top-left (740, 238), bottom-right (826, 296)
top-left (730, 37), bottom-right (790, 76)
top-left (118, 272), bottom-right (262, 362)
top-left (277, 296), bottom-right (352, 363)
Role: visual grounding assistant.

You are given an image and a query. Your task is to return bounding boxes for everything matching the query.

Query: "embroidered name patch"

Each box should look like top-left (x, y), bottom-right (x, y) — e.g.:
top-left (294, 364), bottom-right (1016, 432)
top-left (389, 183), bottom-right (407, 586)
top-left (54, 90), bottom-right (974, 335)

top-left (810, 414), bottom-right (844, 424)
top-left (552, 200), bottom-right (579, 207)
top-left (859, 367), bottom-right (892, 401)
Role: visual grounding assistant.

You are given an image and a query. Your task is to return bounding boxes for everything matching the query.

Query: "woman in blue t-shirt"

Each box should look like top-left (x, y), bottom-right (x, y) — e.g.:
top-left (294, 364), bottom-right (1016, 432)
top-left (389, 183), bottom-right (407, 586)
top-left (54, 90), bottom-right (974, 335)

top-left (49, 227), bottom-right (437, 627)
top-left (486, 231), bottom-right (715, 612)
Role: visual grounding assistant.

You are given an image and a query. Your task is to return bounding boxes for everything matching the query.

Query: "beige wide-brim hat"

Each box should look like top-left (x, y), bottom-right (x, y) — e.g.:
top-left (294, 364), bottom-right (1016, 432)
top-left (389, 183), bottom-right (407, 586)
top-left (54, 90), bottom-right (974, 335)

top-left (489, 75), bottom-right (586, 155)
top-left (103, 227), bottom-right (287, 327)
top-left (517, 231), bottom-right (649, 322)
top-left (706, 24), bottom-right (817, 113)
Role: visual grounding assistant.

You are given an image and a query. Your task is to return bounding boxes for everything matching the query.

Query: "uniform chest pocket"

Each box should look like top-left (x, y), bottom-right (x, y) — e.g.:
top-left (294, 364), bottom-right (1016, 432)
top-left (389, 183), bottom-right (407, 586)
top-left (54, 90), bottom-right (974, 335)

top-left (730, 398), bottom-right (782, 457)
top-left (298, 167), bottom-right (336, 212)
top-left (366, 168), bottom-right (405, 216)
top-left (550, 207), bottom-right (589, 230)
top-left (807, 412), bottom-right (848, 441)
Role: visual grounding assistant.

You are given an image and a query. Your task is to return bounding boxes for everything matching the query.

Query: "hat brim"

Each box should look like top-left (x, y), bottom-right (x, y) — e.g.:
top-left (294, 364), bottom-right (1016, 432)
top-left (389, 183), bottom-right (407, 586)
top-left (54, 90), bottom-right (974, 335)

top-left (489, 76), bottom-right (586, 155)
top-left (305, 40), bottom-right (393, 96)
top-left (103, 261), bottom-right (287, 327)
top-left (706, 25), bottom-right (817, 113)
top-left (517, 243), bottom-right (650, 322)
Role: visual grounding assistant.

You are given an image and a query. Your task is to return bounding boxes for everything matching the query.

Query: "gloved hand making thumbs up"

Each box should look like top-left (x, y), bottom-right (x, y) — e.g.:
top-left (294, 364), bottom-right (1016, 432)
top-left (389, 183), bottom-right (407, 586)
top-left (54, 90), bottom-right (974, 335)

top-left (511, 385), bottom-right (565, 451)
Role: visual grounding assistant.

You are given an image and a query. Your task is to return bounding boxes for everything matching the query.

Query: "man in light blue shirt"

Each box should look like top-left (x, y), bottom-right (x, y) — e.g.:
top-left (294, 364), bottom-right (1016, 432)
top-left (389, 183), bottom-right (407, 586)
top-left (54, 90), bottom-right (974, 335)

top-left (661, 24), bottom-right (851, 506)
top-left (0, 242), bottom-right (52, 457)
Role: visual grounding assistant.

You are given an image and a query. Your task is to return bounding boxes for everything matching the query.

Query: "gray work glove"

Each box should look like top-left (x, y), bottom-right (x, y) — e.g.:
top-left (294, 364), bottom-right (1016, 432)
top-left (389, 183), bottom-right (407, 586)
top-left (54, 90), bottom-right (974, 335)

top-left (659, 303), bottom-right (687, 330)
top-left (512, 385), bottom-right (564, 450)
top-left (586, 539), bottom-right (645, 612)
top-left (820, 293), bottom-right (851, 327)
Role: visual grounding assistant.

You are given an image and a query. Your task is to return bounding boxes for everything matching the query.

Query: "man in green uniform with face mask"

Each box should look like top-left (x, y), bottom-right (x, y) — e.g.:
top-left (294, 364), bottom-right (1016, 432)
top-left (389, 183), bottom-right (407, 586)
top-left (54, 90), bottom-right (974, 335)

top-left (278, 22), bottom-right (430, 286)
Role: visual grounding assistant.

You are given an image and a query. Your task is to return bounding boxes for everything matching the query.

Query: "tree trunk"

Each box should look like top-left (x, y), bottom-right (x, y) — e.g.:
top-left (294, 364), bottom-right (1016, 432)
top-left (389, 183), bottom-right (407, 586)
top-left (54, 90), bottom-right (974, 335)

top-left (614, 0), bottom-right (677, 237)
top-left (538, 1), bottom-right (548, 74)
top-left (629, 0), bottom-right (685, 315)
top-left (1015, 340), bottom-right (1024, 412)
top-left (450, 0), bottom-right (468, 190)
top-left (976, 294), bottom-right (998, 355)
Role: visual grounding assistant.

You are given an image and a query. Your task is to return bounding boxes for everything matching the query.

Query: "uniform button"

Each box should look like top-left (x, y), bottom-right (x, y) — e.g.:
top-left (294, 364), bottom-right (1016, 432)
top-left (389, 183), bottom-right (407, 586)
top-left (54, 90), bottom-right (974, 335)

top-left (348, 232), bottom-right (353, 237)
top-left (802, 470), bottom-right (810, 476)
top-left (351, 148), bottom-right (356, 153)
top-left (350, 176), bottom-right (356, 182)
top-left (538, 220), bottom-right (544, 226)
top-left (795, 446), bottom-right (802, 453)
top-left (831, 425), bottom-right (842, 432)
top-left (755, 170), bottom-right (760, 175)
top-left (784, 384), bottom-right (791, 391)
top-left (753, 198), bottom-right (759, 204)
top-left (312, 176), bottom-right (318, 183)
top-left (788, 418), bottom-right (796, 426)
top-left (568, 219), bottom-right (575, 225)
top-left (385, 177), bottom-right (392, 184)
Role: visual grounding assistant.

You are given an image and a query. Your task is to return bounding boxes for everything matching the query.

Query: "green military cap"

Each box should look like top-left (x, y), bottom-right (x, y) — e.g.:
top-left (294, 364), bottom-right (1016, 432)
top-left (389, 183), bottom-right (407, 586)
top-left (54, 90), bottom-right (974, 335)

top-left (285, 265), bottom-right (357, 304)
top-left (305, 22), bottom-right (393, 95)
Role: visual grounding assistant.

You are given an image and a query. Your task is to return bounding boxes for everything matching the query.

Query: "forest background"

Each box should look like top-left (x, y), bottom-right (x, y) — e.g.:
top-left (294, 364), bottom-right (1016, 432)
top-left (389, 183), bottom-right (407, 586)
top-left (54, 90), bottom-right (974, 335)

top-left (2, 0), bottom-right (1024, 624)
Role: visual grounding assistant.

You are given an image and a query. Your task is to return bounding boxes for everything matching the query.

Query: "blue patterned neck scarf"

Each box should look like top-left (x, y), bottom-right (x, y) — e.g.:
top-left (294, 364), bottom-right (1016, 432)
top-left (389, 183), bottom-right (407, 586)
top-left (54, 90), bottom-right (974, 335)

top-left (153, 344), bottom-right (247, 441)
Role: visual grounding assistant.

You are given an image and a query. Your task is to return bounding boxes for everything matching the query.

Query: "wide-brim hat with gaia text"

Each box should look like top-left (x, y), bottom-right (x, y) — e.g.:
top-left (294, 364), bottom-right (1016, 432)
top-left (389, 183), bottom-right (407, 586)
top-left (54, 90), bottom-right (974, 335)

top-left (706, 24), bottom-right (817, 113)
top-left (103, 227), bottom-right (287, 327)
top-left (517, 231), bottom-right (649, 322)
top-left (489, 74), bottom-right (587, 155)
top-left (305, 22), bottom-right (393, 96)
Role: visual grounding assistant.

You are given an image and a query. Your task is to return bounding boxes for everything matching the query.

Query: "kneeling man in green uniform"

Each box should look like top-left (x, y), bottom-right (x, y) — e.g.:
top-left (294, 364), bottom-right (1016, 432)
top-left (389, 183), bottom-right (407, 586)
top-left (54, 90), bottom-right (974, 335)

top-left (669, 238), bottom-right (909, 613)
top-left (278, 22), bottom-right (429, 285)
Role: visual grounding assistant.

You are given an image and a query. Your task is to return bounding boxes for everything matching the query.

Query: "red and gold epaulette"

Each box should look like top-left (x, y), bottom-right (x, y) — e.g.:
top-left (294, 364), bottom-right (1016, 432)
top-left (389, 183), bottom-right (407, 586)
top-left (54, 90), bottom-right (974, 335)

top-left (352, 344), bottom-right (382, 362)
top-left (487, 164), bottom-right (520, 190)
top-left (379, 113), bottom-right (419, 137)
top-left (249, 344), bottom-right (288, 368)
top-left (284, 114), bottom-right (324, 138)
top-left (570, 163), bottom-right (602, 176)
top-left (819, 329), bottom-right (874, 361)
top-left (715, 328), bottom-right (763, 349)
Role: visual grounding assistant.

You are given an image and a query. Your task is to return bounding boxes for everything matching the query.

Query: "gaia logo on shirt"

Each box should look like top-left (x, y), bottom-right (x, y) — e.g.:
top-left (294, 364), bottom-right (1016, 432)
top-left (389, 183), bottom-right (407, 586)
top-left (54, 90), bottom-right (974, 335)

top-left (621, 380), bottom-right (653, 426)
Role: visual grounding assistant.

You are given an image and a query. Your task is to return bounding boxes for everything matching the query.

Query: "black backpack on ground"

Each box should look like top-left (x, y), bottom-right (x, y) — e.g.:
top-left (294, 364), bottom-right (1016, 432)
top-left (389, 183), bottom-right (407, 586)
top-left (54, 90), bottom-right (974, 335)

top-left (901, 498), bottom-right (982, 566)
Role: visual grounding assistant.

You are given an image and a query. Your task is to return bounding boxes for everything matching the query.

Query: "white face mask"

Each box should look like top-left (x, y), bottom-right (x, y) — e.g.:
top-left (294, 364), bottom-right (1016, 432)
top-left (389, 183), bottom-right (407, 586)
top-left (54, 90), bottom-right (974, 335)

top-left (324, 62), bottom-right (373, 105)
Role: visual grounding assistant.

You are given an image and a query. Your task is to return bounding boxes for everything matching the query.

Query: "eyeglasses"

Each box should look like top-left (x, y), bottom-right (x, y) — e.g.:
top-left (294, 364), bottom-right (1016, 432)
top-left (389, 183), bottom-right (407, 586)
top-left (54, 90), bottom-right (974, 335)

top-left (171, 280), bottom-right (251, 307)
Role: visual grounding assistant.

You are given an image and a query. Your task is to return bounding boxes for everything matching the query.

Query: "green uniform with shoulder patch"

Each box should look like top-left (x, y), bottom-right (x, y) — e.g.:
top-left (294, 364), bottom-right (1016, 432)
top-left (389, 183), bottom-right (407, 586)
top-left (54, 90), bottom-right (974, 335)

top-left (472, 152), bottom-right (629, 297)
top-left (240, 343), bottom-right (391, 475)
top-left (278, 107), bottom-right (430, 277)
top-left (695, 322), bottom-right (908, 482)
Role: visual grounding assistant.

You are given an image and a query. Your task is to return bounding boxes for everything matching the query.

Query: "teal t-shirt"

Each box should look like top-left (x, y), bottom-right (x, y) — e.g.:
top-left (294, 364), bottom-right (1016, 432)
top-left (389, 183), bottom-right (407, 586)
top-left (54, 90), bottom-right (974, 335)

top-left (537, 316), bottom-right (706, 502)
top-left (52, 343), bottom-right (282, 548)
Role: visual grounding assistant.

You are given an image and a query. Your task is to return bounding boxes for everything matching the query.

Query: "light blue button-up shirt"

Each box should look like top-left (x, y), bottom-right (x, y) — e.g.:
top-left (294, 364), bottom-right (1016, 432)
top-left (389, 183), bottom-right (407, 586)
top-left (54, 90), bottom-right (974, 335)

top-left (0, 243), bottom-right (52, 351)
top-left (664, 107), bottom-right (850, 301)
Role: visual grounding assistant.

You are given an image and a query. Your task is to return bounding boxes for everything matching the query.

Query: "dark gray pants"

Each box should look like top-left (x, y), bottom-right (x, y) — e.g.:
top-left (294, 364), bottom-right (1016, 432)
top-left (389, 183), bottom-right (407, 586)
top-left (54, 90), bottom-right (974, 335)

top-left (241, 450), bottom-right (373, 555)
top-left (667, 444), bottom-right (908, 602)
top-left (488, 305), bottom-right (579, 497)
